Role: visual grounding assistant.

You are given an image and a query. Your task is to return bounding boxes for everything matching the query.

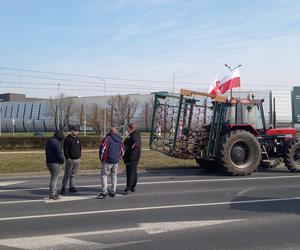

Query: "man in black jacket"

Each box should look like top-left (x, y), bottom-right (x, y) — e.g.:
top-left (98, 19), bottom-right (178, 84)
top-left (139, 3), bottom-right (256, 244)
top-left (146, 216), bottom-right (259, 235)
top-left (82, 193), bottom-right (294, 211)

top-left (123, 123), bottom-right (141, 195)
top-left (45, 130), bottom-right (65, 200)
top-left (61, 125), bottom-right (81, 194)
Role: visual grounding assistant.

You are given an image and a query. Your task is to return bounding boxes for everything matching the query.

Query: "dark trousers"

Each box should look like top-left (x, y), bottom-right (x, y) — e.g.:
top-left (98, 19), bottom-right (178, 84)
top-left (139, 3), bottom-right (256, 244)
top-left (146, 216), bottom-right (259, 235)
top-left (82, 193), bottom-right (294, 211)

top-left (125, 162), bottom-right (138, 190)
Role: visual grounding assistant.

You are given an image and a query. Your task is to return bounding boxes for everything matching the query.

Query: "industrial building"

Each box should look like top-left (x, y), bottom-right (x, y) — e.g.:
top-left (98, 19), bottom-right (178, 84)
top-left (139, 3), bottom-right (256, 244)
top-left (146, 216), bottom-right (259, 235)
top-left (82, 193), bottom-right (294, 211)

top-left (0, 89), bottom-right (298, 133)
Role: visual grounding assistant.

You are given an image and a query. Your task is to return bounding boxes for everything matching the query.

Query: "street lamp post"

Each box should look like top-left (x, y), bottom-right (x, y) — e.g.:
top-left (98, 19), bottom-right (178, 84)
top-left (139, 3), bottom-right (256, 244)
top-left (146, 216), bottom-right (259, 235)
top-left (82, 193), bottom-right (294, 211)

top-left (172, 71), bottom-right (181, 93)
top-left (103, 78), bottom-right (107, 137)
top-left (224, 64), bottom-right (242, 98)
top-left (0, 99), bottom-right (3, 136)
top-left (57, 83), bottom-right (61, 130)
top-left (84, 102), bottom-right (87, 136)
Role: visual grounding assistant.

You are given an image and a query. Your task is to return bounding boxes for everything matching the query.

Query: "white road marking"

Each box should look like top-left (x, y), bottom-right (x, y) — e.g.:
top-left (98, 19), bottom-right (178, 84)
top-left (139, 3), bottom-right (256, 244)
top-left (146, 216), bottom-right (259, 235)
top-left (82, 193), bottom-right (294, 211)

top-left (139, 219), bottom-right (244, 234)
top-left (237, 187), bottom-right (254, 197)
top-left (0, 194), bottom-right (125, 205)
top-left (0, 234), bottom-right (149, 250)
top-left (0, 181), bottom-right (28, 187)
top-left (1, 174), bottom-right (300, 193)
top-left (44, 195), bottom-right (96, 203)
top-left (0, 199), bottom-right (44, 205)
top-left (0, 219), bottom-right (242, 249)
top-left (0, 196), bottom-right (298, 221)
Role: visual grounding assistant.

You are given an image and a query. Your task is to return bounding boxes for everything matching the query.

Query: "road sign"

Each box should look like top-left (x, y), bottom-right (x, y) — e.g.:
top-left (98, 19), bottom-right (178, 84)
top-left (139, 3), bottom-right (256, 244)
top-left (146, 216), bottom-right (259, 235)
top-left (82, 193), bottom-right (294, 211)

top-left (292, 87), bottom-right (300, 123)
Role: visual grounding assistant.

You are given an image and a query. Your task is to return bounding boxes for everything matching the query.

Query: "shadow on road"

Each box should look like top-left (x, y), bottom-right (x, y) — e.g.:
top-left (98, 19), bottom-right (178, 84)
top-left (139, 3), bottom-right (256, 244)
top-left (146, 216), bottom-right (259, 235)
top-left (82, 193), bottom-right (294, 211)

top-left (230, 195), bottom-right (300, 215)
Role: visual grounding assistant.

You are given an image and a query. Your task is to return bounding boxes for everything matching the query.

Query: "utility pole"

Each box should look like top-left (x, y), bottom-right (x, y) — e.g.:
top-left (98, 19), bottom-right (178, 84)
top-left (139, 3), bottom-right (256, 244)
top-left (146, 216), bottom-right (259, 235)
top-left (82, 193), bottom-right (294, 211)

top-left (57, 83), bottom-right (60, 130)
top-left (0, 99), bottom-right (3, 136)
top-left (103, 78), bottom-right (107, 137)
top-left (172, 71), bottom-right (181, 93)
top-left (84, 102), bottom-right (87, 136)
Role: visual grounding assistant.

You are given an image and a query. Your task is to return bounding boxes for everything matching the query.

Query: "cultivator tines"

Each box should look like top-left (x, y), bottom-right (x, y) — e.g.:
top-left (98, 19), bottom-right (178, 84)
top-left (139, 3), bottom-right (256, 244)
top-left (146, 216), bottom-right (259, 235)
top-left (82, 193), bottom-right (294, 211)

top-left (150, 92), bottom-right (213, 159)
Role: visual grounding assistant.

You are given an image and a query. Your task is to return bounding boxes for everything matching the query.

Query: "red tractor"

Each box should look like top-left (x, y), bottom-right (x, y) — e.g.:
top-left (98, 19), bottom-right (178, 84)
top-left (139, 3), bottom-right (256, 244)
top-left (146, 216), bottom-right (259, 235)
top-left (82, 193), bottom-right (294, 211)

top-left (150, 89), bottom-right (300, 176)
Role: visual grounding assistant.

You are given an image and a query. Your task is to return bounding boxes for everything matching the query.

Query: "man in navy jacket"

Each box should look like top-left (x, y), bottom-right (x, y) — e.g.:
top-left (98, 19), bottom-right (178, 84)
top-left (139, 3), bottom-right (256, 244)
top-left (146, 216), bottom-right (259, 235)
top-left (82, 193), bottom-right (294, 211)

top-left (45, 130), bottom-right (65, 200)
top-left (97, 127), bottom-right (124, 199)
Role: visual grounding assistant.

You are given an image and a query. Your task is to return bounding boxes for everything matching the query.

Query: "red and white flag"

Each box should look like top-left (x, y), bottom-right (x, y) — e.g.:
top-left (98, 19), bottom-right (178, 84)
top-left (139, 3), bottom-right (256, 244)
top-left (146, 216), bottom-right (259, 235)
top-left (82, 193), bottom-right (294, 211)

top-left (207, 75), bottom-right (220, 96)
top-left (219, 68), bottom-right (240, 94)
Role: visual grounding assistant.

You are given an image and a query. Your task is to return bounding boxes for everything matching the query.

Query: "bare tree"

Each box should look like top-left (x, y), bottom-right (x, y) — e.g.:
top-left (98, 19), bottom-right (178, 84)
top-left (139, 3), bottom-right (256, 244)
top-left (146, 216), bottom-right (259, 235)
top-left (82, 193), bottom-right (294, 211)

top-left (47, 94), bottom-right (75, 131)
top-left (108, 95), bottom-right (140, 133)
top-left (143, 97), bottom-right (154, 131)
top-left (87, 103), bottom-right (112, 135)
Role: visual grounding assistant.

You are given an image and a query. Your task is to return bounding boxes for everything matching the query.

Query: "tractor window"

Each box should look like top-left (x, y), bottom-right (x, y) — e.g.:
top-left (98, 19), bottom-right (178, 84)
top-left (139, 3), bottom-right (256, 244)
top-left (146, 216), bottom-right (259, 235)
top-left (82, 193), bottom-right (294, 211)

top-left (242, 104), bottom-right (264, 129)
top-left (225, 105), bottom-right (236, 124)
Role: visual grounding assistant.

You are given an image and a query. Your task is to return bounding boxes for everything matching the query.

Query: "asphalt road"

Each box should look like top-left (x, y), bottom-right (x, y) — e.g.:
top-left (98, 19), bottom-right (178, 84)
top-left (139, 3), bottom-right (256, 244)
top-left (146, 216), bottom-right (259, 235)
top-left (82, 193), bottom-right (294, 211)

top-left (1, 166), bottom-right (300, 250)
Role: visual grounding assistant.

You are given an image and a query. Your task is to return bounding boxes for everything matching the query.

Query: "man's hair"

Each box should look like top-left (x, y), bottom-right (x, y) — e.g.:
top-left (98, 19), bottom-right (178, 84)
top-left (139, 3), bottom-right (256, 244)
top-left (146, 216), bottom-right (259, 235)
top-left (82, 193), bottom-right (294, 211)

top-left (54, 130), bottom-right (65, 141)
top-left (128, 123), bottom-right (137, 130)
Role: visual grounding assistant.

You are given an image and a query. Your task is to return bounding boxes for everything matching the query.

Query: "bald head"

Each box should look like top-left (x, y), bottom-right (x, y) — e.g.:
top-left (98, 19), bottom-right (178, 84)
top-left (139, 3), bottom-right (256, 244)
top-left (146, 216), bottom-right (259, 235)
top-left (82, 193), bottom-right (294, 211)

top-left (110, 127), bottom-right (117, 133)
top-left (128, 123), bottom-right (137, 130)
top-left (127, 123), bottom-right (137, 134)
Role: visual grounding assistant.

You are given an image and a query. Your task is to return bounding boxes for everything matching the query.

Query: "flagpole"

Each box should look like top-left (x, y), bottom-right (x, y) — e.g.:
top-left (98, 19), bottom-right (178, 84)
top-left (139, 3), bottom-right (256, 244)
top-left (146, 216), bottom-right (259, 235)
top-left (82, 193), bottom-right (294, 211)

top-left (224, 64), bottom-right (242, 99)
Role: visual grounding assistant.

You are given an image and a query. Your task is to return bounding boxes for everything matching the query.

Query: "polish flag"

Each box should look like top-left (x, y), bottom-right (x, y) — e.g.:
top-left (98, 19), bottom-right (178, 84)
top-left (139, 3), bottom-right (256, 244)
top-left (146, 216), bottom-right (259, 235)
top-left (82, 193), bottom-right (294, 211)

top-left (207, 75), bottom-right (220, 96)
top-left (219, 68), bottom-right (240, 94)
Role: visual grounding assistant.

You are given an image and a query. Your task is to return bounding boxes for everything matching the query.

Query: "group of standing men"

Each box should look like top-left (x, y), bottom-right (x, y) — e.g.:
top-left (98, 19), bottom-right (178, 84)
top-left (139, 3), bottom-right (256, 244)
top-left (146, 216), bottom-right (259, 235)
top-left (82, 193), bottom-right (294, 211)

top-left (45, 123), bottom-right (141, 200)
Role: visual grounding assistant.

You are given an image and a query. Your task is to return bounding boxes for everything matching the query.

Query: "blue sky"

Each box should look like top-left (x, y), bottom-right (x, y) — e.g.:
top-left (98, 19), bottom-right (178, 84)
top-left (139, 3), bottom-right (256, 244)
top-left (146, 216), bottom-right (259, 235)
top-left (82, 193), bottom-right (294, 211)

top-left (0, 0), bottom-right (300, 97)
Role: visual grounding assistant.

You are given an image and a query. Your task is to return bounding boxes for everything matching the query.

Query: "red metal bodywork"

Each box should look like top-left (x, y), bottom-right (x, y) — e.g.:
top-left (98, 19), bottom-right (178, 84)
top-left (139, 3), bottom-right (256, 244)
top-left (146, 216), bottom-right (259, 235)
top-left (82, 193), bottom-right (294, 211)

top-left (266, 128), bottom-right (297, 136)
top-left (226, 124), bottom-right (259, 136)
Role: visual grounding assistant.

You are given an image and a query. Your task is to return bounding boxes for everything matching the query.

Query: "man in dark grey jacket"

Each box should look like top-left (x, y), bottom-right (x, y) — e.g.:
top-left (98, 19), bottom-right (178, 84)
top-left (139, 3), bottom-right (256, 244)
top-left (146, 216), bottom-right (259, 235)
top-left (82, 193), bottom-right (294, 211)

top-left (61, 125), bottom-right (81, 194)
top-left (45, 130), bottom-right (65, 200)
top-left (123, 123), bottom-right (141, 195)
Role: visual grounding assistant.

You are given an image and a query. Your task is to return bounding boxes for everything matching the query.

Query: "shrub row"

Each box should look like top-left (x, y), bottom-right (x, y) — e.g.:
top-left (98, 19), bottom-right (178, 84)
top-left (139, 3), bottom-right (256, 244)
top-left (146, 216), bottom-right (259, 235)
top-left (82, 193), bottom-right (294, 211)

top-left (0, 136), bottom-right (102, 150)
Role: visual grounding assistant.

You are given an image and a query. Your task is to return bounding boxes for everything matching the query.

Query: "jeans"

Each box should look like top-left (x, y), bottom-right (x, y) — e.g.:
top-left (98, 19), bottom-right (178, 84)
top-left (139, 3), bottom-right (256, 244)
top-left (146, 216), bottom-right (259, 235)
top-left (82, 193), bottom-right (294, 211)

top-left (101, 161), bottom-right (118, 194)
top-left (125, 161), bottom-right (138, 190)
top-left (62, 159), bottom-right (80, 188)
top-left (47, 163), bottom-right (61, 196)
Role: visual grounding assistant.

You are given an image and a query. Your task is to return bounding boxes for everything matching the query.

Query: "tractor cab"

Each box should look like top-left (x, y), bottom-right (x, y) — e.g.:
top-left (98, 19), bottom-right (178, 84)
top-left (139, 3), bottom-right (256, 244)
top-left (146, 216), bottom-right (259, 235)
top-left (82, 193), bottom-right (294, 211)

top-left (224, 95), bottom-right (297, 137)
top-left (224, 96), bottom-right (266, 135)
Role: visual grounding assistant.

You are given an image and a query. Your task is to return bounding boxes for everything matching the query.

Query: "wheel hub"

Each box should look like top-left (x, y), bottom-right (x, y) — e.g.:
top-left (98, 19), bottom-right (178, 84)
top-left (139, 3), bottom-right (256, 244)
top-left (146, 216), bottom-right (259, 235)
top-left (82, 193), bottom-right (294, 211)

top-left (230, 142), bottom-right (251, 166)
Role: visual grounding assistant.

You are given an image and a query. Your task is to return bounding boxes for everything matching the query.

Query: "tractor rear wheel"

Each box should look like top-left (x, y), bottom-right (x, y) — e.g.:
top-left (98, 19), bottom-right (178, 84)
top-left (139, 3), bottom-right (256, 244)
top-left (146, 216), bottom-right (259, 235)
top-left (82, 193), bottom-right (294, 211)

top-left (284, 139), bottom-right (300, 172)
top-left (218, 130), bottom-right (261, 176)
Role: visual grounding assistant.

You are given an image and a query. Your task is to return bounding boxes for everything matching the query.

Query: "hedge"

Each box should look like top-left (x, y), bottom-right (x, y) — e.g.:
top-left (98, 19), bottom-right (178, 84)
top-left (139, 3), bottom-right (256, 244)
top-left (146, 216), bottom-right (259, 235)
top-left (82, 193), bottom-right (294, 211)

top-left (0, 136), bottom-right (103, 150)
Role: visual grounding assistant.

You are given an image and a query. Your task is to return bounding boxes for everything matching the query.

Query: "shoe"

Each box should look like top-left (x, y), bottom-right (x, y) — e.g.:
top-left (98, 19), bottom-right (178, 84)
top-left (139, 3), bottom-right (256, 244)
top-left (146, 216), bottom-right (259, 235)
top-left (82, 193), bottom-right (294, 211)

top-left (97, 193), bottom-right (107, 199)
top-left (109, 192), bottom-right (116, 197)
top-left (54, 194), bottom-right (62, 200)
top-left (69, 187), bottom-right (78, 193)
top-left (49, 195), bottom-right (60, 200)
top-left (60, 187), bottom-right (66, 195)
top-left (123, 188), bottom-right (130, 195)
top-left (130, 188), bottom-right (136, 192)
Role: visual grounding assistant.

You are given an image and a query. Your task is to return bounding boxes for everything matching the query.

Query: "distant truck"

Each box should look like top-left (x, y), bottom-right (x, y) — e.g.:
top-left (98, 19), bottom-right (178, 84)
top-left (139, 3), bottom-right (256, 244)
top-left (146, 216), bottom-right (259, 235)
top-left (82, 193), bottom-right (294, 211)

top-left (149, 89), bottom-right (300, 176)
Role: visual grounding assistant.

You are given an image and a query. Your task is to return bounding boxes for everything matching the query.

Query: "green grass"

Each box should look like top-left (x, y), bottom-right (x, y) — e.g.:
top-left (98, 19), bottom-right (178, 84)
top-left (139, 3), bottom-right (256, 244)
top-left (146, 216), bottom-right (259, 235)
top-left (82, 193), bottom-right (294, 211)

top-left (0, 132), bottom-right (198, 174)
top-left (0, 150), bottom-right (197, 174)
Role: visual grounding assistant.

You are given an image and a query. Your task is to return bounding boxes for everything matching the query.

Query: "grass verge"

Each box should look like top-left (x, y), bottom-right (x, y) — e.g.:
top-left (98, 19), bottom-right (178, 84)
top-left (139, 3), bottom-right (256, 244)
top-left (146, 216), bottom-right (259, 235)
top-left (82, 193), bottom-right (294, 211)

top-left (0, 150), bottom-right (197, 174)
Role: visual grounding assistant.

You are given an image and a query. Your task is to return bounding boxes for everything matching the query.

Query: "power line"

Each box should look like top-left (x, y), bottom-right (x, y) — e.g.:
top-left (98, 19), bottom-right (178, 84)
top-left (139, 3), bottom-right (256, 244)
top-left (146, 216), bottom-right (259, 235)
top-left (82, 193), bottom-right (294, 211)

top-left (0, 66), bottom-right (199, 85)
top-left (0, 72), bottom-right (295, 89)
top-left (0, 72), bottom-right (203, 89)
top-left (0, 80), bottom-right (175, 92)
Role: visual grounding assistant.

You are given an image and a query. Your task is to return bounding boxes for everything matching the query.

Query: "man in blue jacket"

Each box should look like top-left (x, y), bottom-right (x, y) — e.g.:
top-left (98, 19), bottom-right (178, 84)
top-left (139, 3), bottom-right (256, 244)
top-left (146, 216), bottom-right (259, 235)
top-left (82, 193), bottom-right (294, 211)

top-left (97, 127), bottom-right (124, 199)
top-left (45, 130), bottom-right (65, 200)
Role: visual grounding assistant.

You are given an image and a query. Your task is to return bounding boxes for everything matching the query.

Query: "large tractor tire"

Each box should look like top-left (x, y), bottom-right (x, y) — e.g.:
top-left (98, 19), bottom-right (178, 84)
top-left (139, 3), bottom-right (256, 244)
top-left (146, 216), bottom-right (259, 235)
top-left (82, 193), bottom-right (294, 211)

top-left (218, 130), bottom-right (261, 176)
top-left (284, 139), bottom-right (300, 172)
